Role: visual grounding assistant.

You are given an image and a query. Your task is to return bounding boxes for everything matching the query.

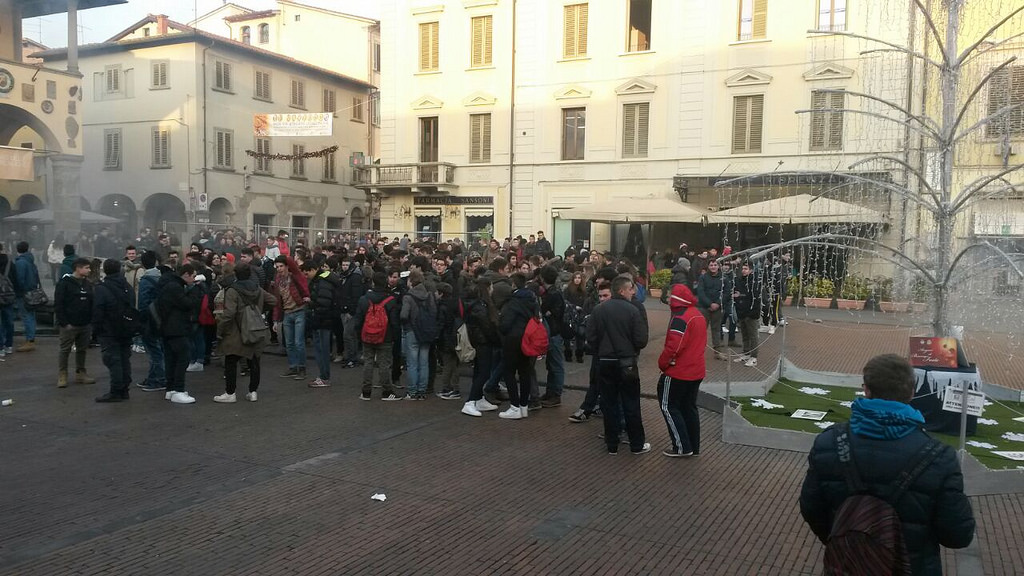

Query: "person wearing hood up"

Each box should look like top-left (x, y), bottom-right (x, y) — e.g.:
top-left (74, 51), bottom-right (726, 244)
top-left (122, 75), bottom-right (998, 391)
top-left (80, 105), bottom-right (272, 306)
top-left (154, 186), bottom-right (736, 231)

top-left (92, 259), bottom-right (136, 402)
top-left (661, 257), bottom-right (691, 305)
top-left (657, 284), bottom-right (707, 457)
top-left (213, 265), bottom-right (276, 403)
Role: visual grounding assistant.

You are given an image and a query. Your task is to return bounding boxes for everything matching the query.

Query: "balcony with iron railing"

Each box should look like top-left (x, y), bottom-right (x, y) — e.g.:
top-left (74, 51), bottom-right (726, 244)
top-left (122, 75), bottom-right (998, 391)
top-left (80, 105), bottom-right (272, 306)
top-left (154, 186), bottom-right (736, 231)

top-left (352, 162), bottom-right (458, 193)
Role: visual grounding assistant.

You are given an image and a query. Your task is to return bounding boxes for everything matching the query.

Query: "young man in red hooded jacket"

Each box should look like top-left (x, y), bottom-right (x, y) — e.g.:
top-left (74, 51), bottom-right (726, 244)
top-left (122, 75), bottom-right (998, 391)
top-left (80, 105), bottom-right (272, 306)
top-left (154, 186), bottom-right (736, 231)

top-left (657, 284), bottom-right (707, 458)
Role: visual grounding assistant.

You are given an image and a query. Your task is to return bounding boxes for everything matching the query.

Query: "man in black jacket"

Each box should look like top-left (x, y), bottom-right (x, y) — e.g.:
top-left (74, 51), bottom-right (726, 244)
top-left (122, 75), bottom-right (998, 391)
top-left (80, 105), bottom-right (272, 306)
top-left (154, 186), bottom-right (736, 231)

top-left (54, 257), bottom-right (96, 388)
top-left (337, 258), bottom-right (367, 368)
top-left (586, 276), bottom-right (650, 454)
top-left (732, 261), bottom-right (761, 368)
top-left (538, 266), bottom-right (567, 407)
top-left (497, 273), bottom-right (539, 420)
top-left (157, 264), bottom-right (200, 404)
top-left (92, 259), bottom-right (135, 402)
top-left (303, 260), bottom-right (341, 388)
top-left (799, 354), bottom-right (975, 575)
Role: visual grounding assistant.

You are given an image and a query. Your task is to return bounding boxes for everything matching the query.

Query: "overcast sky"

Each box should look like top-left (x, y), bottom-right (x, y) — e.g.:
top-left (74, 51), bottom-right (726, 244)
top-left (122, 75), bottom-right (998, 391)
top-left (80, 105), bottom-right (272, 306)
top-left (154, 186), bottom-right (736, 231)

top-left (23, 0), bottom-right (380, 47)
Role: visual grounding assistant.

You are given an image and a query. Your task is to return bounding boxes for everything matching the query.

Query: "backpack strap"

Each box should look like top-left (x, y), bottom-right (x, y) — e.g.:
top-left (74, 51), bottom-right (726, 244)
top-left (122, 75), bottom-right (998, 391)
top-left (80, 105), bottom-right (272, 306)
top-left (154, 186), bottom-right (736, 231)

top-left (834, 423), bottom-right (867, 493)
top-left (890, 438), bottom-right (944, 503)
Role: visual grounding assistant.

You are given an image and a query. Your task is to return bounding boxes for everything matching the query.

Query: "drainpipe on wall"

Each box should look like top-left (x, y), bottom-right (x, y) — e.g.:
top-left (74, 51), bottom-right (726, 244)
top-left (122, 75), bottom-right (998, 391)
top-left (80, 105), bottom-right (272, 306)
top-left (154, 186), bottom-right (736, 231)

top-left (507, 0), bottom-right (517, 237)
top-left (201, 38), bottom-right (211, 229)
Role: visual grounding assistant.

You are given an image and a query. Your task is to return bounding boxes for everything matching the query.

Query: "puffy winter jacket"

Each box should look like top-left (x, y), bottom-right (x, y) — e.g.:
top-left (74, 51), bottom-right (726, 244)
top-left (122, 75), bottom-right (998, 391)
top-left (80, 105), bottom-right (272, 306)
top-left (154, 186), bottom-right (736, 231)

top-left (696, 271), bottom-right (724, 309)
top-left (733, 272), bottom-right (762, 319)
top-left (800, 426), bottom-right (975, 575)
top-left (657, 305), bottom-right (707, 380)
top-left (54, 274), bottom-right (93, 327)
top-left (92, 274), bottom-right (135, 340)
top-left (308, 271), bottom-right (342, 330)
top-left (585, 295), bottom-right (648, 359)
top-left (156, 272), bottom-right (200, 338)
top-left (464, 296), bottom-right (500, 348)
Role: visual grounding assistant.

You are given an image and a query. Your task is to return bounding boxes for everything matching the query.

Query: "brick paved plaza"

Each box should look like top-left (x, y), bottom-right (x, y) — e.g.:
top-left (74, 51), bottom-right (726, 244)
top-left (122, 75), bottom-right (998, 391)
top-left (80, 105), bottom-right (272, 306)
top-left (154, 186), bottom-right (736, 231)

top-left (1, 303), bottom-right (1022, 575)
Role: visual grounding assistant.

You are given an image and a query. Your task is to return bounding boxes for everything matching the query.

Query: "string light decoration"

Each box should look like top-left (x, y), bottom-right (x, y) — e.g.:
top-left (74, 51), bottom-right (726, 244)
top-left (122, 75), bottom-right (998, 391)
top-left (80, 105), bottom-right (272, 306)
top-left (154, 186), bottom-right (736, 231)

top-left (245, 145), bottom-right (338, 161)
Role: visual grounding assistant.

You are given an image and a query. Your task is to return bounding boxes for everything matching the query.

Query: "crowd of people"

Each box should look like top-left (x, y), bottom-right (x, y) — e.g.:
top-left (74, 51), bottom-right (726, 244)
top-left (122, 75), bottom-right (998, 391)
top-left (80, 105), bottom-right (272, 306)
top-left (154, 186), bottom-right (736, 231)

top-left (0, 224), bottom-right (977, 573)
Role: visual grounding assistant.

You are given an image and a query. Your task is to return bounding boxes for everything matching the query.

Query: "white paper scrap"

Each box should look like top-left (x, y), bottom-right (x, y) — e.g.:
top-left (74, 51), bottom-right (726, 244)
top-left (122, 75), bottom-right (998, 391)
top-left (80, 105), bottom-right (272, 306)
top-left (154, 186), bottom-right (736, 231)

top-left (1013, 417), bottom-right (1024, 424)
top-left (855, 391), bottom-right (865, 396)
top-left (814, 421), bottom-right (836, 430)
top-left (966, 441), bottom-right (997, 449)
top-left (1002, 432), bottom-right (1024, 443)
top-left (371, 493), bottom-right (387, 502)
top-left (839, 401), bottom-right (853, 408)
top-left (751, 398), bottom-right (784, 410)
top-left (977, 418), bottom-right (999, 426)
top-left (984, 400), bottom-right (994, 406)
top-left (799, 387), bottom-right (830, 396)
top-left (991, 451), bottom-right (1024, 461)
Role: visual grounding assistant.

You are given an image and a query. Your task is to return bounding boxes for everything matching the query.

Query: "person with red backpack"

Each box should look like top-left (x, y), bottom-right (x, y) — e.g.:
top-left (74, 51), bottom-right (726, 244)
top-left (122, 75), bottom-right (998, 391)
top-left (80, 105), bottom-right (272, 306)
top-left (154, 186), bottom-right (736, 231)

top-left (800, 354), bottom-right (975, 575)
top-left (657, 284), bottom-right (707, 457)
top-left (354, 272), bottom-right (402, 401)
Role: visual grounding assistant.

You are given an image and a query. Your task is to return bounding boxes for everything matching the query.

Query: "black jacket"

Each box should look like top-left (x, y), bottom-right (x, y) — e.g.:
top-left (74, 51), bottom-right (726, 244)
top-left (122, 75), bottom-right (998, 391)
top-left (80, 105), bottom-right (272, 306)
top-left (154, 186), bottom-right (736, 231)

top-left (540, 284), bottom-right (566, 339)
top-left (799, 426), bottom-right (975, 575)
top-left (156, 273), bottom-right (200, 338)
top-left (338, 267), bottom-right (367, 314)
top-left (696, 270), bottom-right (723, 309)
top-left (464, 296), bottom-right (500, 348)
top-left (499, 288), bottom-right (538, 347)
top-left (482, 270), bottom-right (512, 310)
top-left (436, 293), bottom-right (459, 352)
top-left (54, 274), bottom-right (94, 327)
top-left (92, 274), bottom-right (134, 340)
top-left (733, 272), bottom-right (761, 319)
top-left (354, 289), bottom-right (400, 344)
top-left (308, 271), bottom-right (342, 330)
top-left (586, 295), bottom-right (648, 359)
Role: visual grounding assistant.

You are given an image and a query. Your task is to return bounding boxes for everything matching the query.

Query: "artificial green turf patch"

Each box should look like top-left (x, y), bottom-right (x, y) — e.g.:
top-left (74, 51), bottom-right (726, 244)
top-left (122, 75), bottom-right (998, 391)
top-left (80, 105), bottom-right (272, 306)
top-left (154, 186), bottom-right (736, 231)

top-left (739, 379), bottom-right (1024, 471)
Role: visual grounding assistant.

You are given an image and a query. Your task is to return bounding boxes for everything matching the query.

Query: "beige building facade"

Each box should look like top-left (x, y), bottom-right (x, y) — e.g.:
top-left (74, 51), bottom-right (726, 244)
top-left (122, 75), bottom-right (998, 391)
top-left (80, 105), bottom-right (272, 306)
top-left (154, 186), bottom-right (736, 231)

top-left (37, 15), bottom-right (377, 238)
top-left (370, 0), bottom-right (920, 255)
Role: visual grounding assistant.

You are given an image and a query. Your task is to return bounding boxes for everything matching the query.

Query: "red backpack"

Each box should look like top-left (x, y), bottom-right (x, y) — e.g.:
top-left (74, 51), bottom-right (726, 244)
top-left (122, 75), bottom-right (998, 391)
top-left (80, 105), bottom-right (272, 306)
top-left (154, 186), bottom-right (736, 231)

top-left (361, 296), bottom-right (394, 344)
top-left (521, 315), bottom-right (549, 357)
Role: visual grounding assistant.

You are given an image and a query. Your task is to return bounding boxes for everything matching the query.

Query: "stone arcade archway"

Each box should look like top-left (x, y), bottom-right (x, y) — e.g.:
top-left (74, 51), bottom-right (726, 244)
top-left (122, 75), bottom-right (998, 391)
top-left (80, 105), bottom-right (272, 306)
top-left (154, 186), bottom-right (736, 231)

top-left (208, 197), bottom-right (234, 225)
top-left (143, 193), bottom-right (187, 237)
top-left (98, 194), bottom-right (138, 238)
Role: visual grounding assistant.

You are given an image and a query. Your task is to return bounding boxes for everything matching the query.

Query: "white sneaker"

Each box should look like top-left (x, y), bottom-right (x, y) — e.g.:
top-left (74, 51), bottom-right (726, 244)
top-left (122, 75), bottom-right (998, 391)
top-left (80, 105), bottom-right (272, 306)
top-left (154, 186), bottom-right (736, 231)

top-left (768, 326), bottom-right (776, 335)
top-left (734, 354), bottom-right (751, 363)
top-left (778, 319), bottom-right (787, 326)
top-left (131, 344), bottom-right (145, 353)
top-left (245, 392), bottom-right (258, 402)
top-left (186, 362), bottom-right (204, 372)
top-left (165, 390), bottom-right (176, 400)
top-left (213, 392), bottom-right (236, 403)
top-left (461, 401), bottom-right (482, 417)
top-left (475, 398), bottom-right (499, 412)
top-left (498, 406), bottom-right (522, 420)
top-left (521, 405), bottom-right (529, 418)
top-left (744, 357), bottom-right (758, 367)
top-left (758, 326), bottom-right (770, 333)
top-left (4, 346), bottom-right (12, 354)
top-left (170, 391), bottom-right (196, 404)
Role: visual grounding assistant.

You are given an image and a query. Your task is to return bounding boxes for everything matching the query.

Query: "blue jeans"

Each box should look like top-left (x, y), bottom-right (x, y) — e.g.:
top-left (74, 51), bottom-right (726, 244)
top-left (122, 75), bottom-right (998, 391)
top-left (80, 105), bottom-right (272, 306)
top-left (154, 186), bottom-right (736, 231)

top-left (189, 327), bottom-right (205, 364)
top-left (312, 328), bottom-right (332, 380)
top-left (545, 334), bottom-right (566, 396)
top-left (15, 297), bottom-right (36, 341)
top-left (283, 308), bottom-right (307, 369)
top-left (0, 304), bottom-right (13, 348)
top-left (403, 329), bottom-right (430, 395)
top-left (141, 333), bottom-right (166, 386)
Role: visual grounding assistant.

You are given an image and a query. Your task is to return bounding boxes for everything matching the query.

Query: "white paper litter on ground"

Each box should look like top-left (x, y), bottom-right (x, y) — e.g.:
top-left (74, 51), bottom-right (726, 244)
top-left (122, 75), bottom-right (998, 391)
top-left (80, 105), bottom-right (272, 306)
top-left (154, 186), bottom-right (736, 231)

top-left (371, 493), bottom-right (387, 502)
top-left (814, 421), bottom-right (836, 430)
top-left (984, 400), bottom-right (994, 406)
top-left (1002, 432), bottom-right (1024, 443)
top-left (799, 387), bottom-right (830, 396)
top-left (977, 418), bottom-right (999, 425)
top-left (967, 441), bottom-right (997, 449)
top-left (990, 451), bottom-right (1024, 461)
top-left (751, 398), bottom-right (784, 410)
top-left (839, 401), bottom-right (853, 408)
top-left (855, 391), bottom-right (865, 396)
top-left (1013, 416), bottom-right (1024, 423)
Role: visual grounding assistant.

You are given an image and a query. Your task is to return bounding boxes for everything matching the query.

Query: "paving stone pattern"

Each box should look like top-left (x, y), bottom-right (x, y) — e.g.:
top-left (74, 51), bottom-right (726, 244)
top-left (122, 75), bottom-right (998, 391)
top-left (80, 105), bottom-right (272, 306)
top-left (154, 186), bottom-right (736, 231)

top-left (0, 303), bottom-right (1021, 575)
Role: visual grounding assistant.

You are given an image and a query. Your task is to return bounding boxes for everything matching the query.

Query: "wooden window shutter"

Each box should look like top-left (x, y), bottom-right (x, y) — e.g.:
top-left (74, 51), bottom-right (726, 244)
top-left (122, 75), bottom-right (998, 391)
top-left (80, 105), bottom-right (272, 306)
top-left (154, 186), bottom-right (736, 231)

top-left (752, 0), bottom-right (767, 39)
top-left (637, 102), bottom-right (649, 157)
top-left (105, 130), bottom-right (121, 167)
top-left (482, 113), bottom-right (491, 161)
top-left (419, 22), bottom-right (439, 71)
top-left (564, 4), bottom-right (588, 58)
top-left (828, 91), bottom-right (844, 149)
top-left (748, 95), bottom-right (764, 152)
top-left (732, 97), bottom-right (749, 153)
top-left (152, 62), bottom-right (167, 87)
top-left (431, 22), bottom-right (439, 70)
top-left (471, 16), bottom-right (493, 67)
top-left (152, 129), bottom-right (168, 166)
top-left (810, 90), bottom-right (827, 150)
top-left (623, 104), bottom-right (637, 157)
top-left (470, 114), bottom-right (491, 163)
top-left (106, 68), bottom-right (119, 92)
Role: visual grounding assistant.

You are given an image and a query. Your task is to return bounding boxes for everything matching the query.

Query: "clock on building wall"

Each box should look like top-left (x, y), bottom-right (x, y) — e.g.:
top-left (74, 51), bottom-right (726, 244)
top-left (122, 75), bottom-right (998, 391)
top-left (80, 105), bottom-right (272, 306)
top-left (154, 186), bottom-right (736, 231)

top-left (0, 68), bottom-right (14, 94)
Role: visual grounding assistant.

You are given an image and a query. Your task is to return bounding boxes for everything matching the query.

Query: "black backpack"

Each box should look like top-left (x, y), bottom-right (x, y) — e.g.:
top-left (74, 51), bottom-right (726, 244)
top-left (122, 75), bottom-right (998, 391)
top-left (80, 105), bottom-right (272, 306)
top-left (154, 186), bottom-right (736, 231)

top-left (823, 423), bottom-right (944, 576)
top-left (411, 293), bottom-right (440, 344)
top-left (100, 281), bottom-right (143, 337)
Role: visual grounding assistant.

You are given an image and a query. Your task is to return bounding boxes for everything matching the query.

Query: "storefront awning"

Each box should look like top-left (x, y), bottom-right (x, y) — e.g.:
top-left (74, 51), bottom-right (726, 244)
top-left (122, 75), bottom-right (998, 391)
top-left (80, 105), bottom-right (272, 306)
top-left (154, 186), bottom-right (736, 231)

top-left (555, 195), bottom-right (706, 223)
top-left (706, 194), bottom-right (886, 225)
top-left (465, 208), bottom-right (494, 217)
top-left (415, 208), bottom-right (442, 216)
